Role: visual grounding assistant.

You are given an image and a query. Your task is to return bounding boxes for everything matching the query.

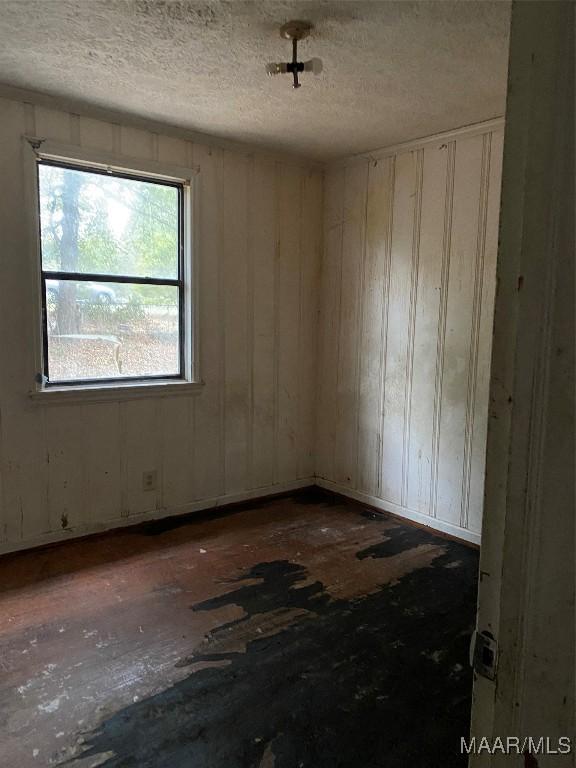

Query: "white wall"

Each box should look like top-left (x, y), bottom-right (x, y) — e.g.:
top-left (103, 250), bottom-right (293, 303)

top-left (316, 122), bottom-right (504, 544)
top-left (471, 2), bottom-right (574, 761)
top-left (0, 96), bottom-right (322, 554)
top-left (0, 91), bottom-right (504, 554)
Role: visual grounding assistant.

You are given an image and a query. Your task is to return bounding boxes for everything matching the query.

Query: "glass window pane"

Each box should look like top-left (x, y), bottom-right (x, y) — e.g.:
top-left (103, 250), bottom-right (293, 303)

top-left (45, 280), bottom-right (180, 382)
top-left (38, 163), bottom-right (180, 279)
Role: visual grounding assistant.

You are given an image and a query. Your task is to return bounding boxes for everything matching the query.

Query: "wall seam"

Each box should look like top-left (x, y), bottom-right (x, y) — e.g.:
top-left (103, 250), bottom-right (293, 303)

top-left (331, 167), bottom-right (346, 480)
top-left (218, 151), bottom-right (226, 495)
top-left (312, 169), bottom-right (327, 479)
top-left (272, 162), bottom-right (281, 485)
top-left (26, 103), bottom-right (49, 539)
top-left (185, 140), bottom-right (197, 502)
top-left (376, 156), bottom-right (396, 498)
top-left (430, 141), bottom-right (456, 519)
top-left (401, 148), bottom-right (424, 506)
top-left (71, 113), bottom-right (90, 526)
top-left (296, 169), bottom-right (305, 478)
top-left (246, 156), bottom-right (255, 490)
top-left (460, 132), bottom-right (492, 530)
top-left (150, 134), bottom-right (166, 513)
top-left (353, 161), bottom-right (370, 490)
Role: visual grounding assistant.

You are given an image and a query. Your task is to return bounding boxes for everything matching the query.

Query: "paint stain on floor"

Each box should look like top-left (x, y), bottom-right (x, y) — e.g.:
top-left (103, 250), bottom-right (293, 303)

top-left (0, 491), bottom-right (478, 768)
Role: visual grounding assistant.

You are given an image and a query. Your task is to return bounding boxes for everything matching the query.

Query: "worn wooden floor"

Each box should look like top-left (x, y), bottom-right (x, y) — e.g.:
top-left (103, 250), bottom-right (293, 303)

top-left (0, 489), bottom-right (479, 768)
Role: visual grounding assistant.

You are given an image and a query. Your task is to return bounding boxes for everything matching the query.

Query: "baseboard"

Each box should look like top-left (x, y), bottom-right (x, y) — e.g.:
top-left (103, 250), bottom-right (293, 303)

top-left (0, 478), bottom-right (315, 557)
top-left (315, 478), bottom-right (481, 546)
top-left (0, 476), bottom-right (480, 557)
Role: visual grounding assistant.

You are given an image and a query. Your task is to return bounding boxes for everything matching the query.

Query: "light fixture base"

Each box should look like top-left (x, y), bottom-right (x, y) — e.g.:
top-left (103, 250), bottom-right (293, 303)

top-left (279, 20), bottom-right (313, 41)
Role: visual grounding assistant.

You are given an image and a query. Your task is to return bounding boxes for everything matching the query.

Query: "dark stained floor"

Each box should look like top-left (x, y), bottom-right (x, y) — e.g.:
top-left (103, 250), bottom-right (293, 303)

top-left (0, 489), bottom-right (479, 768)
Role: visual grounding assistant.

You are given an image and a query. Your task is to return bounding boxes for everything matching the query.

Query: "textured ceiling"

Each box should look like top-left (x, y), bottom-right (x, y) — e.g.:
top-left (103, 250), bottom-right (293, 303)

top-left (0, 1), bottom-right (511, 160)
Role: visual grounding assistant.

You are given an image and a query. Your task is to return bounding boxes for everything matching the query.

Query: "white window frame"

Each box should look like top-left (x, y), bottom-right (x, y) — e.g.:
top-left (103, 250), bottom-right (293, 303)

top-left (23, 136), bottom-right (203, 403)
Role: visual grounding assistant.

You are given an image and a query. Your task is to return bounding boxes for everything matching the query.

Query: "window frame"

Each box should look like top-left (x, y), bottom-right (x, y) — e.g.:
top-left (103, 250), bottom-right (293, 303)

top-left (24, 137), bottom-right (202, 402)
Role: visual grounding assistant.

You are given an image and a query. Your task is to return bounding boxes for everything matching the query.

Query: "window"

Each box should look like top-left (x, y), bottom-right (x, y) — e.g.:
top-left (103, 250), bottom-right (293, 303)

top-left (34, 150), bottom-right (195, 390)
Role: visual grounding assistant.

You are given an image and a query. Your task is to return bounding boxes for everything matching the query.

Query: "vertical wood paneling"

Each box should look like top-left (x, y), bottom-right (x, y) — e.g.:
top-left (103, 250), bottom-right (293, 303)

top-left (45, 407), bottom-right (86, 531)
top-left (0, 91), bottom-right (500, 551)
top-left (119, 125), bottom-right (154, 160)
top-left (380, 151), bottom-right (418, 504)
top-left (0, 99), bottom-right (50, 543)
top-left (83, 403), bottom-right (121, 524)
top-left (159, 396), bottom-right (194, 509)
top-left (298, 170), bottom-right (323, 479)
top-left (222, 151), bottom-right (249, 494)
top-left (250, 158), bottom-right (277, 488)
top-left (122, 400), bottom-right (159, 515)
top-left (401, 149), bottom-right (424, 506)
top-left (116, 125), bottom-right (161, 517)
top-left (435, 134), bottom-right (484, 527)
top-left (467, 130), bottom-right (504, 533)
top-left (0, 95), bottom-right (322, 554)
top-left (272, 163), bottom-right (281, 484)
top-left (156, 135), bottom-right (195, 510)
top-left (38, 109), bottom-right (90, 534)
top-left (193, 143), bottom-right (225, 501)
top-left (429, 141), bottom-right (456, 520)
top-left (79, 116), bottom-right (116, 152)
top-left (315, 168), bottom-right (344, 481)
top-left (246, 157), bottom-right (256, 490)
top-left (34, 105), bottom-right (71, 141)
top-left (356, 158), bottom-right (394, 496)
top-left (157, 134), bottom-right (190, 167)
top-left (333, 163), bottom-right (368, 487)
top-left (75, 114), bottom-right (125, 525)
top-left (459, 134), bottom-right (492, 530)
top-left (318, 126), bottom-right (504, 540)
top-left (405, 143), bottom-right (449, 514)
top-left (277, 165), bottom-right (302, 482)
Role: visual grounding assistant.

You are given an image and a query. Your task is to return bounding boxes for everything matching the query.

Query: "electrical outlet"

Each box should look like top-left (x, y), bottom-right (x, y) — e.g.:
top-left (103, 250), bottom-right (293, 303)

top-left (142, 470), bottom-right (157, 492)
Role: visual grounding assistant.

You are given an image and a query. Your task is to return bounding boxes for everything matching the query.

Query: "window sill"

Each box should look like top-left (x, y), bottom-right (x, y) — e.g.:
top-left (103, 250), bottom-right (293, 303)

top-left (29, 379), bottom-right (205, 405)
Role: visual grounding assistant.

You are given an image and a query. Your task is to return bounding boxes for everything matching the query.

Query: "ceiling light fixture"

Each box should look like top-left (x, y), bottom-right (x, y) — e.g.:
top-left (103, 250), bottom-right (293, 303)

top-left (266, 20), bottom-right (322, 89)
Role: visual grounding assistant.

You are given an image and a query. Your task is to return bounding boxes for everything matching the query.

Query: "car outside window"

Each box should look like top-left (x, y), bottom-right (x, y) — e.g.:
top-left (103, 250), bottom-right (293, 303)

top-left (37, 160), bottom-right (184, 385)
